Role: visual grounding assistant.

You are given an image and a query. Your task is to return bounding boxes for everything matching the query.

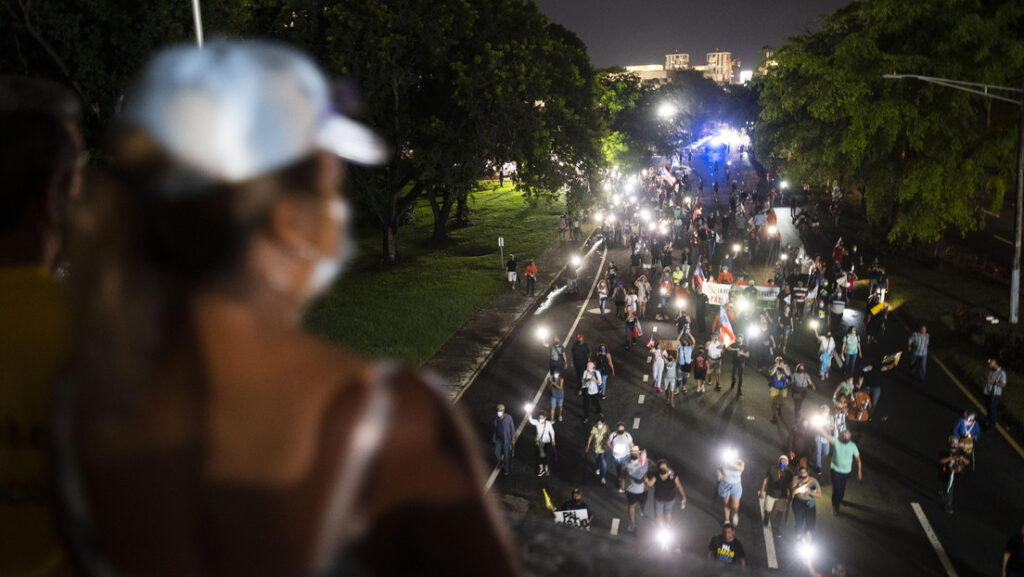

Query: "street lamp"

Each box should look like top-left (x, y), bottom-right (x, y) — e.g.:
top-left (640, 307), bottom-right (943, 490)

top-left (780, 180), bottom-right (789, 190)
top-left (884, 73), bottom-right (1024, 323)
top-left (657, 102), bottom-right (677, 119)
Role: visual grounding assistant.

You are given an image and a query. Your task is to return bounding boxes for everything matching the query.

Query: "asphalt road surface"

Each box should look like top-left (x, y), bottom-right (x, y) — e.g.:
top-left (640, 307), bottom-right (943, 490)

top-left (457, 146), bottom-right (1024, 576)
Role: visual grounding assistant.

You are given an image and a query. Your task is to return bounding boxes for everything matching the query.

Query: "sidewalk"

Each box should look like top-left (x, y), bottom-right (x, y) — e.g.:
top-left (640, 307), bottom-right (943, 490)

top-left (425, 225), bottom-right (595, 401)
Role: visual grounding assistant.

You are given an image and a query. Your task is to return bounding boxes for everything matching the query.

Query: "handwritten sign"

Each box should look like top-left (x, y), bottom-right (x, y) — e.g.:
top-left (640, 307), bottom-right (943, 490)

top-left (554, 509), bottom-right (591, 528)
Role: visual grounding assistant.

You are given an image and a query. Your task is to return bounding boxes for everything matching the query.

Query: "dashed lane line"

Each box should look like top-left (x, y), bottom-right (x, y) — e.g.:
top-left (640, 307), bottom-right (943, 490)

top-left (610, 518), bottom-right (620, 535)
top-left (911, 502), bottom-right (959, 577)
top-left (485, 243), bottom-right (608, 491)
top-left (632, 417), bottom-right (640, 429)
top-left (758, 497), bottom-right (779, 569)
top-left (638, 394), bottom-right (645, 405)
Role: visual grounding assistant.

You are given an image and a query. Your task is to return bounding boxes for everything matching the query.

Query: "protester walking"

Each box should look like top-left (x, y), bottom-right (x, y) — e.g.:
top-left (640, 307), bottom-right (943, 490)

top-left (586, 418), bottom-right (610, 485)
top-left (790, 465), bottom-right (822, 540)
top-left (908, 325), bottom-right (929, 382)
top-left (817, 427), bottom-right (862, 516)
top-left (646, 459), bottom-right (688, 526)
top-left (494, 405), bottom-right (517, 476)
top-left (984, 357), bottom-right (1008, 430)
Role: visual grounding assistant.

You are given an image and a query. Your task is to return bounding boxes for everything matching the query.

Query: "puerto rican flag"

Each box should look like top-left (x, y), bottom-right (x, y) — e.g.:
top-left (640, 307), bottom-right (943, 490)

top-left (693, 262), bottom-right (705, 291)
top-left (718, 306), bottom-right (736, 347)
top-left (659, 166), bottom-right (676, 186)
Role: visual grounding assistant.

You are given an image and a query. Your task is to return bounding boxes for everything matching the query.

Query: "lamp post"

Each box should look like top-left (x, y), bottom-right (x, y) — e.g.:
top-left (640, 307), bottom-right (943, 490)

top-left (884, 74), bottom-right (1024, 323)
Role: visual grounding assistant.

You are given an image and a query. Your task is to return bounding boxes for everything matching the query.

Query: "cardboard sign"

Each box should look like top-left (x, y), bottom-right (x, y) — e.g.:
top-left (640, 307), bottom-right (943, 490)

top-left (701, 281), bottom-right (733, 305)
top-left (554, 508), bottom-right (591, 528)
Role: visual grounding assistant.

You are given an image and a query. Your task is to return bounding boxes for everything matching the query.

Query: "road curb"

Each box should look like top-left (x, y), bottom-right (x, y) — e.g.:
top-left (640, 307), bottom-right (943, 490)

top-left (448, 227), bottom-right (602, 404)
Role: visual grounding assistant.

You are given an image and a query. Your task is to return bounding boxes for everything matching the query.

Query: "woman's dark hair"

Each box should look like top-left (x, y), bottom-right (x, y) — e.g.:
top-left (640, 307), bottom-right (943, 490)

top-left (68, 127), bottom-right (322, 429)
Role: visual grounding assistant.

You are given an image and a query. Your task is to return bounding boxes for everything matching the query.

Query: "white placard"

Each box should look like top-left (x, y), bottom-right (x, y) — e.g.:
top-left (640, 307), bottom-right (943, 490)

top-left (554, 508), bottom-right (591, 528)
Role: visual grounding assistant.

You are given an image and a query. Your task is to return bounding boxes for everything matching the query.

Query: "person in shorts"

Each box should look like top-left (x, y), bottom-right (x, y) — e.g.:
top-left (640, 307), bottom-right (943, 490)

top-left (548, 371), bottom-right (565, 422)
top-left (693, 345), bottom-right (709, 393)
top-left (646, 458), bottom-right (687, 526)
top-left (506, 254), bottom-right (518, 289)
top-left (623, 445), bottom-right (648, 532)
top-left (717, 455), bottom-right (745, 526)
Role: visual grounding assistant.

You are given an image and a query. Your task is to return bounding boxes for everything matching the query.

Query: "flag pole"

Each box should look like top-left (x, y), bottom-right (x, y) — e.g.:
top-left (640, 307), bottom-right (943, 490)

top-left (191, 0), bottom-right (204, 48)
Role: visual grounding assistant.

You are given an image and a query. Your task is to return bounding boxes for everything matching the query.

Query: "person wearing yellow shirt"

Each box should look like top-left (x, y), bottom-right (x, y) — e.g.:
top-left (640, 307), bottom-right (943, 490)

top-left (0, 78), bottom-right (83, 577)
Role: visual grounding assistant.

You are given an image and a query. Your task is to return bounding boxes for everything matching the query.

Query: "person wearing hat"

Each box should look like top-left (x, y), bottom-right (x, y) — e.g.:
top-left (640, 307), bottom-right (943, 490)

top-left (758, 455), bottom-right (792, 532)
top-left (57, 41), bottom-right (518, 576)
top-left (622, 445), bottom-right (648, 532)
top-left (558, 488), bottom-right (592, 528)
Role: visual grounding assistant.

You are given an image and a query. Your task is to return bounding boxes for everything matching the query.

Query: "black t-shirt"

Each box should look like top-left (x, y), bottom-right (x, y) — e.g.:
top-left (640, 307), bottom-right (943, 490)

top-left (1007, 536), bottom-right (1024, 573)
top-left (763, 467), bottom-right (791, 499)
top-left (708, 535), bottom-right (745, 564)
top-left (652, 471), bottom-right (677, 501)
top-left (572, 342), bottom-right (591, 366)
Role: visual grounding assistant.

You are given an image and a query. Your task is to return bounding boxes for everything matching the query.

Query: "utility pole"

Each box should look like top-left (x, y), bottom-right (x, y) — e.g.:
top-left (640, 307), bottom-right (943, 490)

top-left (191, 0), bottom-right (204, 48)
top-left (884, 74), bottom-right (1024, 323)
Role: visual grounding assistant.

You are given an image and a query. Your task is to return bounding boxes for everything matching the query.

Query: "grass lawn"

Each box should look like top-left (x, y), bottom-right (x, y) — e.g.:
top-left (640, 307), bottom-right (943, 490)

top-left (303, 181), bottom-right (563, 365)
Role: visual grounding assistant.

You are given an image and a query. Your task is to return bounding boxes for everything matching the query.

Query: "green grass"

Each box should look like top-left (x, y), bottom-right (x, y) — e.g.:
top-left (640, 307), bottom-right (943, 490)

top-left (303, 182), bottom-right (563, 365)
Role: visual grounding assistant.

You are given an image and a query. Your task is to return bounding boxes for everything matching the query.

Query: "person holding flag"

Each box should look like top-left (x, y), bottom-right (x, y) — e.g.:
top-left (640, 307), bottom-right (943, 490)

top-left (659, 166), bottom-right (677, 187)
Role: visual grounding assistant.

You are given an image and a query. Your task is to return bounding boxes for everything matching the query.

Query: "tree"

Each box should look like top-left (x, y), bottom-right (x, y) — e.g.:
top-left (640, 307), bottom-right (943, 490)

top-left (754, 0), bottom-right (1024, 243)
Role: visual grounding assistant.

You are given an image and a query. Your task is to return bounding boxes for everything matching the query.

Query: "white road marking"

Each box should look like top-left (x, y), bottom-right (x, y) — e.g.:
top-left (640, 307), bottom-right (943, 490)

top-left (994, 235), bottom-right (1013, 246)
top-left (638, 394), bottom-right (645, 405)
top-left (610, 518), bottom-right (620, 535)
top-left (632, 417), bottom-right (640, 429)
top-left (588, 308), bottom-right (602, 314)
top-left (485, 244), bottom-right (608, 491)
top-left (911, 502), bottom-right (959, 577)
top-left (759, 497), bottom-right (778, 569)
top-left (642, 374), bottom-right (649, 383)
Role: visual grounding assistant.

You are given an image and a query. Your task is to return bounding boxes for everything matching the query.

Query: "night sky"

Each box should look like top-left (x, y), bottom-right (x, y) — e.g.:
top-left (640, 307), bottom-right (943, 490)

top-left (536, 0), bottom-right (853, 71)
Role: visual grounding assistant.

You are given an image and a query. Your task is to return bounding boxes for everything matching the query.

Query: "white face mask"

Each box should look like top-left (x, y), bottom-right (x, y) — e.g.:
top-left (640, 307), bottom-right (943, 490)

top-left (304, 199), bottom-right (352, 297)
top-left (497, 411), bottom-right (504, 418)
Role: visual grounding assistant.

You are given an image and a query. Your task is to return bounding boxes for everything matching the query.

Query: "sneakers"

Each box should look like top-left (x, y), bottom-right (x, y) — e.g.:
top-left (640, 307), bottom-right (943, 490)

top-left (537, 470), bottom-right (544, 477)
top-left (619, 488), bottom-right (625, 494)
top-left (715, 385), bottom-right (722, 392)
top-left (601, 478), bottom-right (607, 485)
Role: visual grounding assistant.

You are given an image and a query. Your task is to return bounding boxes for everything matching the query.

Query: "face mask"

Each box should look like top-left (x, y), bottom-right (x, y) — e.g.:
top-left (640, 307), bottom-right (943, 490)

top-left (304, 199), bottom-right (353, 297)
top-left (618, 429), bottom-right (625, 434)
top-left (597, 424), bottom-right (604, 429)
top-left (659, 468), bottom-right (668, 474)
top-left (841, 438), bottom-right (850, 444)
top-left (497, 411), bottom-right (504, 418)
top-left (780, 462), bottom-right (787, 470)
top-left (601, 348), bottom-right (607, 353)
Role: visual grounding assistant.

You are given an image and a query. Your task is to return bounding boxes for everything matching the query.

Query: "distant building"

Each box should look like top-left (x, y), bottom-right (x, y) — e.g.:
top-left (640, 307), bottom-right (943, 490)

top-left (624, 64), bottom-right (674, 86)
top-left (758, 48), bottom-right (778, 76)
top-left (705, 51), bottom-right (733, 85)
top-left (665, 52), bottom-right (690, 70)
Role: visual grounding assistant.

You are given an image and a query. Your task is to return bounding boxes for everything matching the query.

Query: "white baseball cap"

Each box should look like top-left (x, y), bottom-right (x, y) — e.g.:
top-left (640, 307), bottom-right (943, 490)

top-left (123, 40), bottom-right (387, 190)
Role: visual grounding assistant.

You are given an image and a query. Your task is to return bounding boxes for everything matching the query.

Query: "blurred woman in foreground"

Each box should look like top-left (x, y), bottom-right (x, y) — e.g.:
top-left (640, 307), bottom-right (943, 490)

top-left (57, 41), bottom-right (518, 577)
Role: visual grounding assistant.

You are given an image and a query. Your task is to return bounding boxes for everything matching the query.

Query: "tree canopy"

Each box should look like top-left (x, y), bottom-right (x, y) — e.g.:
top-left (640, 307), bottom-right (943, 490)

top-left (753, 0), bottom-right (1024, 243)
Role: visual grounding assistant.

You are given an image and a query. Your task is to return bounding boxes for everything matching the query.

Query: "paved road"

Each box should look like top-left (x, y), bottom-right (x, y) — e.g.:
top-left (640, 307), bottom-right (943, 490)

top-left (456, 146), bottom-right (1024, 576)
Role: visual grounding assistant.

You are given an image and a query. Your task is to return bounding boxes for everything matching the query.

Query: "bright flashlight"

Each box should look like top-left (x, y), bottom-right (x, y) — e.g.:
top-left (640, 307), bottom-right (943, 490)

top-left (797, 541), bottom-right (816, 563)
top-left (657, 102), bottom-right (677, 119)
top-left (640, 209), bottom-right (651, 222)
top-left (810, 319), bottom-right (819, 330)
top-left (660, 287), bottom-right (669, 296)
top-left (781, 253), bottom-right (788, 261)
top-left (737, 298), bottom-right (750, 312)
top-left (571, 255), bottom-right (582, 267)
top-left (655, 527), bottom-right (674, 548)
top-left (676, 298), bottom-right (686, 309)
top-left (525, 402), bottom-right (534, 413)
top-left (768, 225), bottom-right (778, 235)
top-left (684, 196), bottom-right (693, 205)
top-left (811, 414), bottom-right (826, 428)
top-left (732, 243), bottom-right (741, 253)
top-left (607, 214), bottom-right (616, 223)
top-left (780, 180), bottom-right (790, 190)
top-left (536, 327), bottom-right (549, 341)
top-left (595, 213), bottom-right (604, 223)
top-left (747, 323), bottom-right (760, 337)
top-left (722, 448), bottom-right (739, 463)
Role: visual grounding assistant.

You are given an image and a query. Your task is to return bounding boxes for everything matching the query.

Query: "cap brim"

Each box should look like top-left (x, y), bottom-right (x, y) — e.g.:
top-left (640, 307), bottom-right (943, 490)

top-left (317, 114), bottom-right (389, 166)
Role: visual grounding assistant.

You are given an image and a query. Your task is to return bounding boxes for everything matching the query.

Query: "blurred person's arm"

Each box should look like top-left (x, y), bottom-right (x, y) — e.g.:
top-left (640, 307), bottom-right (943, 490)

top-left (356, 373), bottom-right (520, 576)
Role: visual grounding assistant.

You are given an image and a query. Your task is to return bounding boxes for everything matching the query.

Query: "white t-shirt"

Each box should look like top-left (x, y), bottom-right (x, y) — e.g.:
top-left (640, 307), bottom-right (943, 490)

top-left (707, 341), bottom-right (723, 360)
top-left (610, 432), bottom-right (633, 459)
top-left (721, 463), bottom-right (743, 484)
top-left (584, 369), bottom-right (602, 394)
top-left (529, 418), bottom-right (555, 444)
top-left (818, 336), bottom-right (836, 355)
